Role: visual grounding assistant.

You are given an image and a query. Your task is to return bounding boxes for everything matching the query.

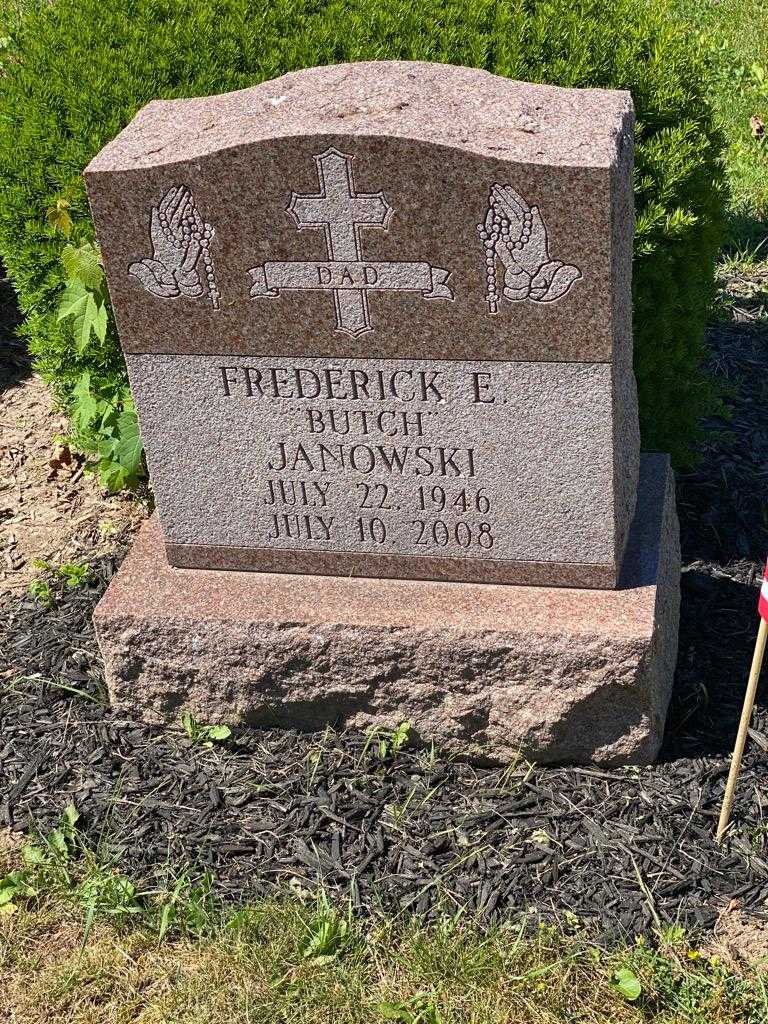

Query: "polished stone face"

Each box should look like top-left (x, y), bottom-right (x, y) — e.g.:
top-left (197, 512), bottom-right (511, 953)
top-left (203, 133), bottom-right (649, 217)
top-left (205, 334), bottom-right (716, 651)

top-left (127, 353), bottom-right (620, 584)
top-left (85, 61), bottom-right (640, 587)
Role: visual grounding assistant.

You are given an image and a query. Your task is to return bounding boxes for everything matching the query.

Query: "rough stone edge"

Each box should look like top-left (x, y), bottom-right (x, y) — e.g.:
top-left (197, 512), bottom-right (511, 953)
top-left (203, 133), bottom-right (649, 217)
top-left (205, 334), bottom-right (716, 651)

top-left (629, 457), bottom-right (681, 760)
top-left (85, 62), bottom-right (634, 175)
top-left (97, 619), bottom-right (657, 765)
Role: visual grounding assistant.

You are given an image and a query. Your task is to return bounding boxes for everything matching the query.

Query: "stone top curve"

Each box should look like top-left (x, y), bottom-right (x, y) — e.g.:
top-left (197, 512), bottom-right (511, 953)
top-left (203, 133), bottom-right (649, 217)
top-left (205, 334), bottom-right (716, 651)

top-left (85, 61), bottom-right (633, 174)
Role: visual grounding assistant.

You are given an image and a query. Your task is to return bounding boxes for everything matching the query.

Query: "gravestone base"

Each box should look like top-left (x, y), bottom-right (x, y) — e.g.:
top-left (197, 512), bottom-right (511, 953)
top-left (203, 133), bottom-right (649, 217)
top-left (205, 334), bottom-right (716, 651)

top-left (94, 455), bottom-right (680, 766)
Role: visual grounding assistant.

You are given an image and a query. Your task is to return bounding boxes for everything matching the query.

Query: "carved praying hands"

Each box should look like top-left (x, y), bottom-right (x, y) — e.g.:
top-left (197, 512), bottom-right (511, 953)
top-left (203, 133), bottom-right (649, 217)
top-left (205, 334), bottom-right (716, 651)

top-left (478, 184), bottom-right (581, 314)
top-left (129, 185), bottom-right (220, 309)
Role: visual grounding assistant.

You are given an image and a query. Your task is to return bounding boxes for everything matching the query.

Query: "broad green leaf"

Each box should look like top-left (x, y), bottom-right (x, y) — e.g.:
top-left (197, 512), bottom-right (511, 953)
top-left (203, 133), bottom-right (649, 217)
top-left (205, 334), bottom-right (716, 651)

top-left (48, 828), bottom-right (69, 859)
top-left (115, 876), bottom-right (136, 901)
top-left (98, 459), bottom-right (130, 494)
top-left (206, 725), bottom-right (232, 741)
top-left (113, 410), bottom-right (143, 476)
top-left (74, 293), bottom-right (99, 351)
top-left (71, 372), bottom-right (99, 430)
top-left (61, 242), bottom-right (104, 289)
top-left (21, 845), bottom-right (47, 867)
top-left (92, 299), bottom-right (108, 342)
top-left (612, 968), bottom-right (642, 1002)
top-left (97, 402), bottom-right (120, 435)
top-left (375, 1003), bottom-right (410, 1022)
top-left (57, 281), bottom-right (88, 321)
top-left (97, 436), bottom-right (119, 460)
top-left (0, 885), bottom-right (18, 906)
top-left (62, 801), bottom-right (80, 832)
top-left (59, 285), bottom-right (99, 350)
top-left (0, 869), bottom-right (25, 888)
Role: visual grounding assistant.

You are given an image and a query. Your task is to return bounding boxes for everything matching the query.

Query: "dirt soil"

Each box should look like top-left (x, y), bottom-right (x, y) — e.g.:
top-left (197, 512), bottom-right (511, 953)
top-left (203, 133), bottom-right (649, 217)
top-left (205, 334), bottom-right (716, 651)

top-left (0, 273), bottom-right (146, 596)
top-left (712, 904), bottom-right (768, 966)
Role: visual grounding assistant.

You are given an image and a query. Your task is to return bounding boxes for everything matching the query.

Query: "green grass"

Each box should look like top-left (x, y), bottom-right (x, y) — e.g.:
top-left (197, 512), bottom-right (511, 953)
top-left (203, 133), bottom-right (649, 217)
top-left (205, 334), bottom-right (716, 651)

top-left (715, 244), bottom-right (768, 320)
top-left (2, 818), bottom-right (768, 1023)
top-left (4, 886), bottom-right (768, 1023)
top-left (675, 0), bottom-right (768, 237)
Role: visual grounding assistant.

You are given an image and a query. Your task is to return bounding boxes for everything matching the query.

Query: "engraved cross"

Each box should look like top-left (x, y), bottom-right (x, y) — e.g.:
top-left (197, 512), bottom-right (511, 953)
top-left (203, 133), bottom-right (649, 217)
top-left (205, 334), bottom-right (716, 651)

top-left (247, 148), bottom-right (453, 334)
top-left (288, 148), bottom-right (392, 336)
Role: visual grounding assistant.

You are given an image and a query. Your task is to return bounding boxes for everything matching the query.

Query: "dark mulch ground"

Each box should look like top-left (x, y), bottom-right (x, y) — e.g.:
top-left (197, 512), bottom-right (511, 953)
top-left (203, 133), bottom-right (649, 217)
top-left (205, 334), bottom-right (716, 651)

top-left (1, 290), bottom-right (768, 942)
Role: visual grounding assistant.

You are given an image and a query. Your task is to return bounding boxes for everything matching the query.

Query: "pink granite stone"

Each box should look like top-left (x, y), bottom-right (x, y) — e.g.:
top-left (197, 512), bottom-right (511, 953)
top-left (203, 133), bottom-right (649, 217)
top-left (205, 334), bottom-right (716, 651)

top-left (94, 454), bottom-right (680, 765)
top-left (84, 62), bottom-right (640, 588)
top-left (85, 62), bottom-right (634, 364)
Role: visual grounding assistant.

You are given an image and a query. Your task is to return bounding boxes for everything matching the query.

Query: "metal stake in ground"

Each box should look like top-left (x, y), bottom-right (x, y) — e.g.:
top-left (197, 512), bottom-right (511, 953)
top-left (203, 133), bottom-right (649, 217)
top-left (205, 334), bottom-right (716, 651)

top-left (716, 561), bottom-right (768, 842)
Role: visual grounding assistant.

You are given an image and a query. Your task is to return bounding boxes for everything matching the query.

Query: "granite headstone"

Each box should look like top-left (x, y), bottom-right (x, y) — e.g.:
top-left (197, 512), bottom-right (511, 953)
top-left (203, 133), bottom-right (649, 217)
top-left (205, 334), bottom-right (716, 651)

top-left (86, 61), bottom-right (639, 588)
top-left (87, 63), bottom-right (680, 764)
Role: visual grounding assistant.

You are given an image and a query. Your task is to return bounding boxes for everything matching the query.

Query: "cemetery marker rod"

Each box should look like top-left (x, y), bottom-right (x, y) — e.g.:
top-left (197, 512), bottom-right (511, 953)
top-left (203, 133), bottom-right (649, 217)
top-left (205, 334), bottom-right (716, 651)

top-left (716, 563), bottom-right (768, 841)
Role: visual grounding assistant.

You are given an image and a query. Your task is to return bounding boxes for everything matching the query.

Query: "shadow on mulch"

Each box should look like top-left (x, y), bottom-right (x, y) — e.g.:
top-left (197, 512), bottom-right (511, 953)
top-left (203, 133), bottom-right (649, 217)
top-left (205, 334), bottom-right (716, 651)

top-left (663, 567), bottom-right (766, 762)
top-left (1, 308), bottom-right (767, 945)
top-left (0, 263), bottom-right (28, 392)
top-left (665, 314), bottom-right (768, 764)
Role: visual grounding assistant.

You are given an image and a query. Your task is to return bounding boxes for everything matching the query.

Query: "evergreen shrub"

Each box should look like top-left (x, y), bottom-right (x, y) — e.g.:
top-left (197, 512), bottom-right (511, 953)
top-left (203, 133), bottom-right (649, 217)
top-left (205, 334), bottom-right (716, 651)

top-left (0, 0), bottom-right (727, 466)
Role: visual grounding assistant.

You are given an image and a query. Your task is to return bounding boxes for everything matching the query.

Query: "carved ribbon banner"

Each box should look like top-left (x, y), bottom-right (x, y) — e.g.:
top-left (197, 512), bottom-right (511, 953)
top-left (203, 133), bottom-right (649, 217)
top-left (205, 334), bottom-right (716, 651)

top-left (248, 261), bottom-right (453, 299)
